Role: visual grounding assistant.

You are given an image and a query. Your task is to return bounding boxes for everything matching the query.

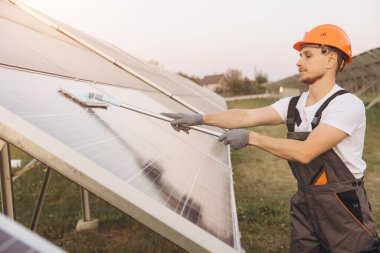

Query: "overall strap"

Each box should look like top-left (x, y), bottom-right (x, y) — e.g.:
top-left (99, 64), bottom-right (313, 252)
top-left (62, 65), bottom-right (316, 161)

top-left (286, 96), bottom-right (301, 132)
top-left (311, 89), bottom-right (349, 129)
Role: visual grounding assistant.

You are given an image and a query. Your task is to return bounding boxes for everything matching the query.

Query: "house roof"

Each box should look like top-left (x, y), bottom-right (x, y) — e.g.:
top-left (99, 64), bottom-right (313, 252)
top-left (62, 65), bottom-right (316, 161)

top-left (200, 74), bottom-right (224, 85)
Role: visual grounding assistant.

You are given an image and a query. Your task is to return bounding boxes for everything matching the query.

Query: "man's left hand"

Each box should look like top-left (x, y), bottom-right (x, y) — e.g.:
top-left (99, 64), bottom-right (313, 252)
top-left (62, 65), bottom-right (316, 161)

top-left (218, 129), bottom-right (250, 149)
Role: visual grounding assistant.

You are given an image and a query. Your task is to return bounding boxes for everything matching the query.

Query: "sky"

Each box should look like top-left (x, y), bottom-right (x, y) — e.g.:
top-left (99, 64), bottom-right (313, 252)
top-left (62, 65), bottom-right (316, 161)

top-left (19, 0), bottom-right (380, 81)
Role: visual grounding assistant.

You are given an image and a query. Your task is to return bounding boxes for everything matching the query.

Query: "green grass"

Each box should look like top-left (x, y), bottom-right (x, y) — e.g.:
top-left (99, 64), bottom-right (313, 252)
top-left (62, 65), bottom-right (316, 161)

top-left (6, 149), bottom-right (184, 253)
top-left (10, 161), bottom-right (185, 253)
top-left (2, 100), bottom-right (379, 253)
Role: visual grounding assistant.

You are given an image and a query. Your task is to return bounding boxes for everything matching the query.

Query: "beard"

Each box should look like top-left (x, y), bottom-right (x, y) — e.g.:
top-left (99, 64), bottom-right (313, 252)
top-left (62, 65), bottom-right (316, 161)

top-left (300, 72), bottom-right (324, 85)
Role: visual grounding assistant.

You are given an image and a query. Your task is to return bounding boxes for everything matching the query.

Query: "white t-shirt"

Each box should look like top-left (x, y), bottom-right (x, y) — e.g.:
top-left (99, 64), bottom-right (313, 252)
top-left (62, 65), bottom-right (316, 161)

top-left (271, 84), bottom-right (366, 179)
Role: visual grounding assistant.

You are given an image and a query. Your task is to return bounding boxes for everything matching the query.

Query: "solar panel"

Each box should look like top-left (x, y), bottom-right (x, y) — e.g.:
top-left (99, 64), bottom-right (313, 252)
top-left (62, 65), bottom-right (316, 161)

top-left (0, 1), bottom-right (243, 251)
top-left (0, 0), bottom-right (75, 46)
top-left (5, 0), bottom-right (227, 114)
top-left (1, 0), bottom-right (227, 115)
top-left (0, 213), bottom-right (66, 253)
top-left (0, 67), bottom-right (241, 252)
top-left (0, 1), bottom-right (157, 91)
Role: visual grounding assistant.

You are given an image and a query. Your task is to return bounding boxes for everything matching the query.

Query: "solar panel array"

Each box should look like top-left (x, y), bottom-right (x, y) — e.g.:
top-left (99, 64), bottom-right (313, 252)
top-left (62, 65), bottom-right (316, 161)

top-left (336, 48), bottom-right (380, 98)
top-left (40, 11), bottom-right (227, 113)
top-left (0, 0), bottom-right (242, 252)
top-left (263, 47), bottom-right (380, 106)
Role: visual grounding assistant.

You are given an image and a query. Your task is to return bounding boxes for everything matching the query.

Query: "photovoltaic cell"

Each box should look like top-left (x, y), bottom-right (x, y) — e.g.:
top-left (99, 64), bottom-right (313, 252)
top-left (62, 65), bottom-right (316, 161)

top-left (110, 54), bottom-right (227, 113)
top-left (0, 0), bottom-right (75, 46)
top-left (0, 6), bottom-right (157, 91)
top-left (0, 67), bottom-right (237, 248)
top-left (0, 19), bottom-right (73, 77)
top-left (1, 0), bottom-right (227, 116)
top-left (32, 8), bottom-right (227, 113)
top-left (145, 62), bottom-right (227, 109)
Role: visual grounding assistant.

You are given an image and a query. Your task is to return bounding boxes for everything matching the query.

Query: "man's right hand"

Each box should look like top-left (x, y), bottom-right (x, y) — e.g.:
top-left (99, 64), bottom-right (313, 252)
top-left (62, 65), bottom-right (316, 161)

top-left (160, 113), bottom-right (203, 134)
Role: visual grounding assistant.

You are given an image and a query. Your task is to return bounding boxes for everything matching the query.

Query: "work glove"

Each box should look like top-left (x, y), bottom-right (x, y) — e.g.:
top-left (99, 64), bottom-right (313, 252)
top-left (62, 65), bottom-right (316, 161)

top-left (161, 112), bottom-right (203, 134)
top-left (218, 129), bottom-right (250, 150)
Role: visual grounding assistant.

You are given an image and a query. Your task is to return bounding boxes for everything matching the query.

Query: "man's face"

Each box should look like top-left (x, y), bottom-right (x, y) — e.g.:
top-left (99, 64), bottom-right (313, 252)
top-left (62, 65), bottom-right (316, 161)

top-left (296, 46), bottom-right (328, 85)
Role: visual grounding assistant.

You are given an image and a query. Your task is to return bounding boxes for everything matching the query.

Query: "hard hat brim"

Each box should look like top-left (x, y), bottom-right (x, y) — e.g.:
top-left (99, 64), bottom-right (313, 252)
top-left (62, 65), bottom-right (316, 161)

top-left (293, 41), bottom-right (352, 63)
top-left (293, 41), bottom-right (309, 51)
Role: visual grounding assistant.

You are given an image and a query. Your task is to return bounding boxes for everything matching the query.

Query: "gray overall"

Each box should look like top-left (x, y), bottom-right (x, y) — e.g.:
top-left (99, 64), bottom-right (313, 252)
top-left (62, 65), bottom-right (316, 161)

top-left (286, 90), bottom-right (380, 253)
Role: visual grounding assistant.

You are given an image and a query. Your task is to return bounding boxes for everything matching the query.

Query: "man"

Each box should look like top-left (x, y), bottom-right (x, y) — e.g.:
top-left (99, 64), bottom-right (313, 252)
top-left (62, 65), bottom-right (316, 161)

top-left (162, 24), bottom-right (380, 253)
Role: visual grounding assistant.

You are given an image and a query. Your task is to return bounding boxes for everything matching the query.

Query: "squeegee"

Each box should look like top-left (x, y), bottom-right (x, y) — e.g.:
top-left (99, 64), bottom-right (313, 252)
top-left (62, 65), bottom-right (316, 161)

top-left (59, 88), bottom-right (222, 138)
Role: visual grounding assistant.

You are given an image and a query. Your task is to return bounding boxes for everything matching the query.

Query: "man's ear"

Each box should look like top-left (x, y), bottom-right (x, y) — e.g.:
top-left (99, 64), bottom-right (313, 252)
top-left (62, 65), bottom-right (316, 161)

top-left (327, 51), bottom-right (338, 70)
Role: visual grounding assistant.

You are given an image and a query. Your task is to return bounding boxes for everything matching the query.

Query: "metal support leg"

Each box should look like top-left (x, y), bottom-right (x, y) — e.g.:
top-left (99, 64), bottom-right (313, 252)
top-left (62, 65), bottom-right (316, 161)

top-left (76, 188), bottom-right (98, 231)
top-left (81, 188), bottom-right (91, 222)
top-left (0, 140), bottom-right (15, 219)
top-left (30, 167), bottom-right (52, 231)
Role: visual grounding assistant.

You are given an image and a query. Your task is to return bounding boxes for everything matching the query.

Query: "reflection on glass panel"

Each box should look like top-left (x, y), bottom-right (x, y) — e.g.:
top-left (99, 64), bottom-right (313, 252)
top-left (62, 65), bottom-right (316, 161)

top-left (0, 1), bottom-right (75, 45)
top-left (0, 67), bottom-right (236, 247)
top-left (156, 67), bottom-right (227, 109)
top-left (176, 94), bottom-right (225, 114)
top-left (35, 17), bottom-right (227, 113)
top-left (0, 16), bottom-right (156, 91)
top-left (0, 20), bottom-right (72, 77)
top-left (119, 57), bottom-right (226, 113)
top-left (95, 84), bottom-right (228, 167)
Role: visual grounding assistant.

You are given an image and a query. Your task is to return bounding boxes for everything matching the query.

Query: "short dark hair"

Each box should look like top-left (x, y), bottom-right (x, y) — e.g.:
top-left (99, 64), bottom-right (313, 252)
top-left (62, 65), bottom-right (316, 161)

top-left (321, 45), bottom-right (347, 74)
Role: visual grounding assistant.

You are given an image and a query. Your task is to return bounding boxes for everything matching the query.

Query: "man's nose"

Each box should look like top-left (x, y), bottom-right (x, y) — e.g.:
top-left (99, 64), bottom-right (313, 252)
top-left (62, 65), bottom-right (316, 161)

top-left (296, 57), bottom-right (303, 68)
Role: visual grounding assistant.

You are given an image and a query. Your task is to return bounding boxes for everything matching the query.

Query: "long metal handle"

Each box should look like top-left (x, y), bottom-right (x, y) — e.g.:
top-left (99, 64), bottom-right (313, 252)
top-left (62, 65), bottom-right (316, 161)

top-left (119, 104), bottom-right (222, 137)
top-left (90, 92), bottom-right (223, 137)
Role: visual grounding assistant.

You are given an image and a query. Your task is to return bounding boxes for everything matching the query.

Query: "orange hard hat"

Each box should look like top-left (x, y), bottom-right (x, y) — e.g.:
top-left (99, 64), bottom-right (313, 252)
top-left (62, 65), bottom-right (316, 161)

top-left (293, 24), bottom-right (352, 64)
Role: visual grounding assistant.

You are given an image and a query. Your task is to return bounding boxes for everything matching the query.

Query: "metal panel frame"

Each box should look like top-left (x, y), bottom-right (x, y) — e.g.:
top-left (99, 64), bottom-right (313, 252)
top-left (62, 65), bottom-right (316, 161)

top-left (80, 188), bottom-right (91, 222)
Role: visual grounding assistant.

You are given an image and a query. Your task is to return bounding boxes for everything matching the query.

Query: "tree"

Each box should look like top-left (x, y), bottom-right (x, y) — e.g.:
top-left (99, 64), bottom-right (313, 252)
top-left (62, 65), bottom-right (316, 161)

top-left (222, 69), bottom-right (245, 96)
top-left (175, 67), bottom-right (269, 96)
top-left (242, 77), bottom-right (254, 94)
top-left (254, 67), bottom-right (268, 84)
top-left (217, 68), bottom-right (269, 96)
top-left (251, 67), bottom-right (268, 94)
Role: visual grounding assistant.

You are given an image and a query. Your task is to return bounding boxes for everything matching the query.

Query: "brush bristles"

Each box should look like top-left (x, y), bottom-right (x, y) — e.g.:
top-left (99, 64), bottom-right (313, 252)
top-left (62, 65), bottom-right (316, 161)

top-left (59, 88), bottom-right (108, 109)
